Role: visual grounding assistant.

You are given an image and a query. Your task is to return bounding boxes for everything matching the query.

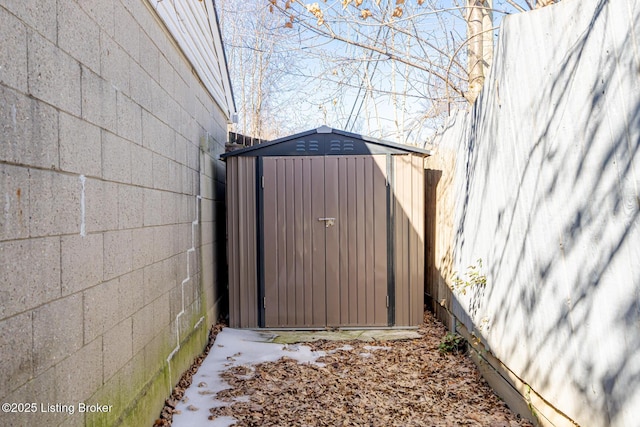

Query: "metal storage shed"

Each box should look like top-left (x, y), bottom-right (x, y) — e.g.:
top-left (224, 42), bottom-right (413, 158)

top-left (222, 126), bottom-right (432, 329)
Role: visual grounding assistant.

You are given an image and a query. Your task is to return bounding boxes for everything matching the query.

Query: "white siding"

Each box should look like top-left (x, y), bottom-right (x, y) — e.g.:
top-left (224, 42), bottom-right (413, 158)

top-left (150, 0), bottom-right (235, 118)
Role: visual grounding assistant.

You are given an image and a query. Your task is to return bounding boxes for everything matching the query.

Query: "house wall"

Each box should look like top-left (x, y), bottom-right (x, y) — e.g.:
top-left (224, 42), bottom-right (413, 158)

top-left (0, 0), bottom-right (229, 425)
top-left (426, 0), bottom-right (640, 426)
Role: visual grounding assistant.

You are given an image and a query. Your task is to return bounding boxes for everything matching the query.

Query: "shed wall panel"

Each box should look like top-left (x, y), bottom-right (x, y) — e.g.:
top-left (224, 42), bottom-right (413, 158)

top-left (264, 157), bottom-right (328, 327)
top-left (263, 158), bottom-right (278, 326)
top-left (229, 152), bottom-right (423, 329)
top-left (324, 156), bottom-right (388, 327)
top-left (228, 157), bottom-right (238, 327)
top-left (227, 156), bottom-right (257, 328)
top-left (394, 154), bottom-right (425, 326)
top-left (373, 155), bottom-right (389, 325)
top-left (310, 157), bottom-right (327, 326)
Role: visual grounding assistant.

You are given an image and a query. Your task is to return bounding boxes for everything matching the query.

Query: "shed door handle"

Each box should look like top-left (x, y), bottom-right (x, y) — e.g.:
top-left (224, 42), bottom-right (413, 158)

top-left (318, 217), bottom-right (336, 227)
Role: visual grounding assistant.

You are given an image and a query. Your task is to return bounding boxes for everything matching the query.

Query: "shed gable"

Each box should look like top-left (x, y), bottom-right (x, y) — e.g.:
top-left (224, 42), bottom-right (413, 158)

top-left (221, 127), bottom-right (432, 158)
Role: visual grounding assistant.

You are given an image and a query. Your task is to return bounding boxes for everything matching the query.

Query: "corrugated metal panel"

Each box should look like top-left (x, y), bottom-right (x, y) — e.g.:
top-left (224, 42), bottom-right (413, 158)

top-left (228, 153), bottom-right (425, 328)
top-left (393, 155), bottom-right (425, 326)
top-left (149, 0), bottom-right (235, 118)
top-left (325, 156), bottom-right (388, 327)
top-left (227, 157), bottom-right (257, 327)
top-left (262, 155), bottom-right (388, 327)
top-left (263, 157), bottom-right (326, 327)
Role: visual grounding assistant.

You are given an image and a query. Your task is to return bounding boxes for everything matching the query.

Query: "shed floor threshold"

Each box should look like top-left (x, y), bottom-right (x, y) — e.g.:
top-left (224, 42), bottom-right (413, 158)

top-left (248, 327), bottom-right (421, 344)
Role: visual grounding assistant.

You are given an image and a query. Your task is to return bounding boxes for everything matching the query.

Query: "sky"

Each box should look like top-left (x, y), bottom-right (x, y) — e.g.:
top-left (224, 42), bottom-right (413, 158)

top-left (217, 0), bottom-right (534, 145)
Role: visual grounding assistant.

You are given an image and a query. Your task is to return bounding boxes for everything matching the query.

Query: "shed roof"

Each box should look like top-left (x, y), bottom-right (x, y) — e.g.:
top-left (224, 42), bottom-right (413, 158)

top-left (221, 126), bottom-right (433, 159)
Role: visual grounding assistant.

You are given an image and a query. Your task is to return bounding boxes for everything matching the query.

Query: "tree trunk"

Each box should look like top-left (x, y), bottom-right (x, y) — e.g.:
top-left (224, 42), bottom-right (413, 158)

top-left (466, 0), bottom-right (485, 103)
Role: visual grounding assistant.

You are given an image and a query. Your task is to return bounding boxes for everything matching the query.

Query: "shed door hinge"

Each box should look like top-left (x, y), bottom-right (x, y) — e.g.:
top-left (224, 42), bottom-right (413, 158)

top-left (261, 176), bottom-right (265, 188)
top-left (386, 295), bottom-right (389, 308)
top-left (263, 297), bottom-right (266, 308)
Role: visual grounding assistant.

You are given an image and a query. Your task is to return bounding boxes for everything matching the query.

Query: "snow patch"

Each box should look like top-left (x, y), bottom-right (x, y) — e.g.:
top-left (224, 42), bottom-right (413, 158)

top-left (171, 328), bottom-right (326, 427)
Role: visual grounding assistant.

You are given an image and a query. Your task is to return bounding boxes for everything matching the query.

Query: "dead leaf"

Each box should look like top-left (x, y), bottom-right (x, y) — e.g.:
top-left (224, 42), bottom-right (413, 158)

top-left (205, 312), bottom-right (534, 427)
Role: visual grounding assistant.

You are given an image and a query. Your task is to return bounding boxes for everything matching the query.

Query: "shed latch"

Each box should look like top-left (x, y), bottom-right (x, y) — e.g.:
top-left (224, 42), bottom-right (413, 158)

top-left (318, 217), bottom-right (336, 227)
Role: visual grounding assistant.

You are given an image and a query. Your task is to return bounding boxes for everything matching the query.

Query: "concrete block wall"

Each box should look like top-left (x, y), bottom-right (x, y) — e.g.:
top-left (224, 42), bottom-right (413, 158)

top-left (426, 0), bottom-right (640, 426)
top-left (0, 0), bottom-right (228, 425)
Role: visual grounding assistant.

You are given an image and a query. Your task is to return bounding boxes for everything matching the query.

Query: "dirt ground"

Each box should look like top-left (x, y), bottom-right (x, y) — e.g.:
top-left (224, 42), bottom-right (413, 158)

top-left (158, 312), bottom-right (534, 426)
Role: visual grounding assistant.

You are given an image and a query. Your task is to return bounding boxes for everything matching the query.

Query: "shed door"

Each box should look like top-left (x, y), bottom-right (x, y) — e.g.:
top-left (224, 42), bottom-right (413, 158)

top-left (262, 156), bottom-right (388, 328)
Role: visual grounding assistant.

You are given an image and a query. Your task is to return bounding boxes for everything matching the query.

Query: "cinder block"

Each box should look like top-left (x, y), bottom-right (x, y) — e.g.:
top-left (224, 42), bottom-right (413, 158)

top-left (57, 0), bottom-right (100, 73)
top-left (0, 164), bottom-right (30, 241)
top-left (153, 292), bottom-right (171, 332)
top-left (152, 154), bottom-right (170, 191)
top-left (183, 167), bottom-right (198, 196)
top-left (173, 72), bottom-right (190, 113)
top-left (201, 242), bottom-right (214, 294)
top-left (150, 84), bottom-right (172, 130)
top-left (189, 241), bottom-right (200, 276)
top-left (0, 237), bottom-right (60, 319)
top-left (118, 184), bottom-right (143, 229)
top-left (128, 61), bottom-right (151, 112)
top-left (83, 277), bottom-right (119, 343)
top-left (186, 142), bottom-right (200, 172)
top-left (131, 227), bottom-right (154, 270)
top-left (61, 233), bottom-right (103, 296)
top-left (0, 7), bottom-right (28, 92)
top-left (201, 198), bottom-right (214, 223)
top-left (116, 92), bottom-right (142, 144)
top-left (142, 110), bottom-right (173, 158)
top-left (1, 0), bottom-right (57, 43)
top-left (59, 112), bottom-right (102, 177)
top-left (54, 337), bottom-right (102, 404)
top-left (27, 31), bottom-right (81, 116)
top-left (199, 173), bottom-right (213, 201)
top-left (103, 229), bottom-right (132, 280)
top-left (132, 302), bottom-right (154, 355)
top-left (159, 191), bottom-right (178, 225)
top-left (117, 350), bottom-right (145, 406)
top-left (203, 155), bottom-right (213, 179)
top-left (78, 0), bottom-right (115, 37)
top-left (33, 294), bottom-right (83, 375)
top-left (100, 35), bottom-right (130, 94)
top-left (143, 188), bottom-right (162, 226)
top-left (0, 85), bottom-right (59, 169)
top-left (130, 143), bottom-right (153, 188)
top-left (29, 169), bottom-right (81, 237)
top-left (178, 193), bottom-right (196, 224)
top-left (201, 221), bottom-right (213, 247)
top-left (157, 54), bottom-right (174, 99)
top-left (139, 31), bottom-right (159, 83)
top-left (174, 134), bottom-right (188, 167)
top-left (175, 248), bottom-right (188, 284)
top-left (114, 2), bottom-right (140, 60)
top-left (0, 312), bottom-right (32, 399)
top-left (152, 225), bottom-right (174, 263)
top-left (103, 131), bottom-right (132, 184)
top-left (1, 368), bottom-right (60, 425)
top-left (143, 259), bottom-right (174, 305)
top-left (166, 160), bottom-right (182, 193)
top-left (103, 317), bottom-right (133, 381)
top-left (84, 178), bottom-right (119, 233)
top-left (118, 269), bottom-right (144, 320)
top-left (168, 285), bottom-right (182, 336)
top-left (143, 323), bottom-right (172, 372)
top-left (165, 97), bottom-right (183, 136)
top-left (81, 67), bottom-right (117, 133)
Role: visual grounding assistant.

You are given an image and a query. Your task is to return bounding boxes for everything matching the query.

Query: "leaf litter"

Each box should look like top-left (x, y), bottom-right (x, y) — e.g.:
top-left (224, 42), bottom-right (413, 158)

top-left (204, 312), bottom-right (533, 427)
